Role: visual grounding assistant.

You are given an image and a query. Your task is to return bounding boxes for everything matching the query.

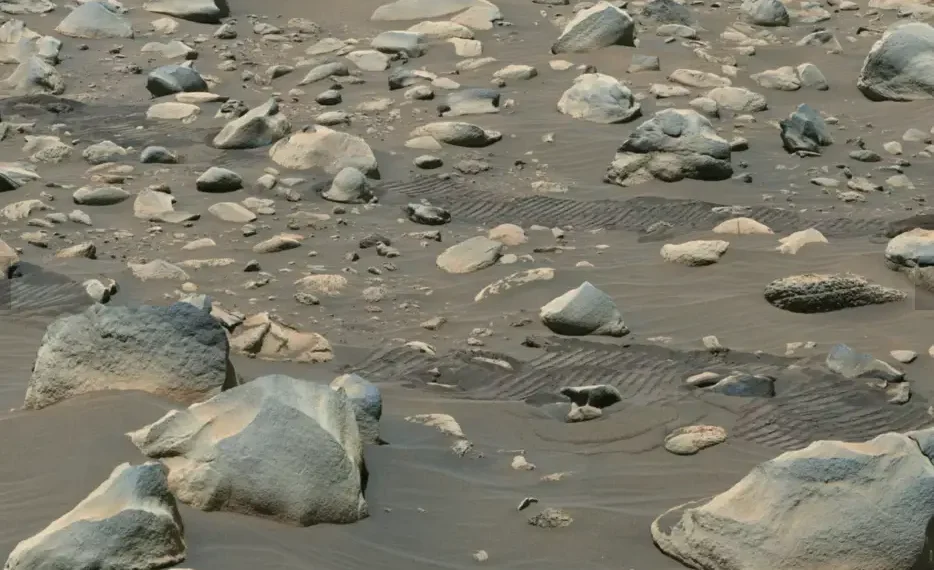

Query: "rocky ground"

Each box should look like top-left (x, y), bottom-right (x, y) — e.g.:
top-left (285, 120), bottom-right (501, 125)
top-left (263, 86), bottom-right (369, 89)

top-left (4, 0), bottom-right (934, 568)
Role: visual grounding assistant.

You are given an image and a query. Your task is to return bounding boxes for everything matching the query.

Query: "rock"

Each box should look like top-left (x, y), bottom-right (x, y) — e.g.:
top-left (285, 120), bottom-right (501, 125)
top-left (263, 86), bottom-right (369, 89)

top-left (777, 228), bottom-right (827, 254)
top-left (629, 54), bottom-right (661, 72)
top-left (73, 186), bottom-right (130, 206)
top-left (196, 167), bottom-right (242, 192)
top-left (540, 281), bottom-right (628, 337)
top-left (129, 374), bottom-right (366, 525)
top-left (657, 24), bottom-right (697, 38)
top-left (475, 268), bottom-right (555, 302)
top-left (56, 242), bottom-right (96, 259)
top-left (322, 167), bottom-right (371, 203)
top-left (493, 64), bottom-right (537, 81)
top-left (653, 429), bottom-right (934, 570)
top-left (404, 203), bottom-right (451, 225)
top-left (213, 98), bottom-right (291, 149)
top-left (712, 217), bottom-right (772, 234)
top-left (141, 40), bottom-right (196, 59)
top-left (891, 349), bottom-right (918, 363)
top-left (134, 189), bottom-right (175, 219)
top-left (858, 23), bottom-right (934, 101)
top-left (436, 236), bottom-right (503, 273)
top-left (147, 64), bottom-right (207, 97)
top-left (661, 240), bottom-right (729, 266)
top-left (270, 127), bottom-right (378, 178)
top-left (208, 202), bottom-right (256, 223)
top-left (405, 413), bottom-right (466, 438)
top-left (529, 508), bottom-right (572, 528)
top-left (140, 145), bottom-right (178, 164)
top-left (409, 19), bottom-right (473, 39)
top-left (346, 49), bottom-right (391, 71)
top-left (253, 234), bottom-right (301, 254)
top-left (741, 0), bottom-right (789, 25)
top-left (642, 0), bottom-right (695, 25)
top-left (560, 384), bottom-right (621, 408)
top-left (3, 55), bottom-right (64, 94)
top-left (143, 0), bottom-right (225, 23)
top-left (294, 274), bottom-right (348, 296)
top-left (797, 62), bottom-right (828, 90)
top-left (764, 273), bottom-right (907, 313)
top-left (694, 372), bottom-right (775, 397)
top-left (752, 66), bottom-right (800, 91)
top-left (780, 103), bottom-right (832, 154)
top-left (605, 108), bottom-right (733, 186)
top-left (439, 87), bottom-right (500, 117)
top-left (24, 136), bottom-right (71, 164)
top-left (55, 1), bottom-right (133, 39)
top-left (885, 228), bottom-right (934, 270)
top-left (669, 69), bottom-right (731, 88)
top-left (410, 121), bottom-right (501, 147)
top-left (827, 343), bottom-right (905, 382)
top-left (664, 425), bottom-right (727, 455)
top-left (129, 259), bottom-right (189, 281)
top-left (3, 199), bottom-right (49, 220)
top-left (415, 154), bottom-right (442, 168)
top-left (82, 140), bottom-right (126, 164)
top-left (229, 312), bottom-right (331, 363)
top-left (298, 62), bottom-right (349, 85)
top-left (706, 86), bottom-right (767, 112)
top-left (146, 101), bottom-right (200, 122)
top-left (566, 404), bottom-right (602, 422)
top-left (4, 462), bottom-right (185, 570)
top-left (488, 223), bottom-right (526, 246)
top-left (331, 373), bottom-right (382, 444)
top-left (551, 1), bottom-right (635, 54)
top-left (26, 302), bottom-right (234, 409)
top-left (557, 72), bottom-right (641, 124)
top-left (370, 31), bottom-right (425, 57)
top-left (371, 0), bottom-right (496, 21)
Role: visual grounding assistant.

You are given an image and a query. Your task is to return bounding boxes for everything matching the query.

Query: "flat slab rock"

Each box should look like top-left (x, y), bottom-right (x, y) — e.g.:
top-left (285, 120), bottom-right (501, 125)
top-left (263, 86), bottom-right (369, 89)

top-left (764, 273), bottom-right (906, 313)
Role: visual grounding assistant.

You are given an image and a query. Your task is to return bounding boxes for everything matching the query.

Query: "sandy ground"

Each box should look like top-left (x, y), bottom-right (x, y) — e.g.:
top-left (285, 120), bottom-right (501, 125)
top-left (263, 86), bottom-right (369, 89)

top-left (2, 0), bottom-right (934, 567)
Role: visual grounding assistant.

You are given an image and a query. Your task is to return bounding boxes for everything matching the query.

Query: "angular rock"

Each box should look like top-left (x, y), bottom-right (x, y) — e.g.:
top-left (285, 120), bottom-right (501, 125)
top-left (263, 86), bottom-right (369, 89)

top-left (229, 312), bottom-right (331, 363)
top-left (751, 66), bottom-right (800, 91)
top-left (475, 268), bottom-right (555, 302)
top-left (4, 462), bottom-right (185, 570)
top-left (371, 31), bottom-right (425, 57)
top-left (540, 281), bottom-right (628, 337)
top-left (661, 240), bottom-right (729, 266)
top-left (128, 374), bottom-right (367, 526)
top-left (298, 62), bottom-right (349, 85)
top-left (410, 121), bottom-right (501, 147)
top-left (557, 72), bottom-right (641, 124)
top-left (371, 0), bottom-right (495, 22)
top-left (270, 127), bottom-right (379, 177)
top-left (826, 343), bottom-right (905, 382)
top-left (129, 259), bottom-right (189, 281)
top-left (26, 302), bottom-right (234, 409)
top-left (642, 0), bottom-right (695, 25)
top-left (885, 228), bottom-right (934, 269)
top-left (83, 140), bottom-right (127, 164)
top-left (706, 86), bottom-right (767, 112)
top-left (322, 167), bottom-right (371, 203)
top-left (213, 98), bottom-right (291, 149)
top-left (764, 273), bottom-right (907, 313)
top-left (143, 0), bottom-right (226, 23)
top-left (741, 0), bottom-right (789, 26)
top-left (653, 429), bottom-right (934, 570)
top-left (606, 108), bottom-right (732, 186)
top-left (146, 64), bottom-right (208, 97)
top-left (331, 373), bottom-right (382, 444)
top-left (55, 1), bottom-right (133, 39)
top-left (140, 146), bottom-right (178, 164)
top-left (551, 1), bottom-right (635, 54)
top-left (439, 87), bottom-right (500, 117)
top-left (780, 103), bottom-right (832, 154)
top-left (3, 55), bottom-right (64, 94)
top-left (436, 236), bottom-right (503, 273)
top-left (404, 203), bottom-right (450, 225)
top-left (777, 228), bottom-right (827, 254)
top-left (669, 69), bottom-right (731, 88)
top-left (858, 23), bottom-right (934, 101)
top-left (208, 202), bottom-right (256, 223)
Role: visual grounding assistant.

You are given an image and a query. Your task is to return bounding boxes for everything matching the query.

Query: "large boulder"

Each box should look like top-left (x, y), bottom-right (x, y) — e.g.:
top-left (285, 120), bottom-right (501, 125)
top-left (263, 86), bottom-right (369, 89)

top-left (557, 72), bottom-right (641, 124)
top-left (540, 281), bottom-right (628, 337)
top-left (212, 98), bottom-right (291, 149)
top-left (652, 428), bottom-right (934, 570)
top-left (144, 0), bottom-right (226, 23)
top-left (128, 374), bottom-right (368, 526)
top-left (780, 103), bottom-right (832, 154)
top-left (605, 108), bottom-right (732, 186)
top-left (331, 373), bottom-right (382, 444)
top-left (764, 273), bottom-right (906, 313)
top-left (551, 1), bottom-right (635, 54)
top-left (270, 127), bottom-right (379, 178)
top-left (54, 1), bottom-right (133, 39)
top-left (25, 302), bottom-right (236, 410)
top-left (858, 23), bottom-right (934, 101)
top-left (884, 228), bottom-right (934, 292)
top-left (5, 462), bottom-right (185, 570)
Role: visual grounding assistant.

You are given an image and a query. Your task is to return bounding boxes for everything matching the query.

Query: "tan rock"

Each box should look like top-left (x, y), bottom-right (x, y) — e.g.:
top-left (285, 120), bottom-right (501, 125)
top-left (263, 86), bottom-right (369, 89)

top-left (712, 217), bottom-right (773, 234)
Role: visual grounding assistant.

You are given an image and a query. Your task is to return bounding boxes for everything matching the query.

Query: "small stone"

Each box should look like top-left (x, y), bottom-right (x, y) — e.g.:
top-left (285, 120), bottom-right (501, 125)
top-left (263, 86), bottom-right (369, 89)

top-left (891, 350), bottom-right (918, 364)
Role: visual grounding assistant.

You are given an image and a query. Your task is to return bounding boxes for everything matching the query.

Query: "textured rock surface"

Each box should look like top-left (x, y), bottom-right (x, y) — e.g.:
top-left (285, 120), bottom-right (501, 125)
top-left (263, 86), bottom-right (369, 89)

top-left (551, 1), bottom-right (635, 54)
top-left (331, 373), bottom-right (383, 444)
top-left (540, 281), bottom-right (628, 337)
top-left (858, 23), bottom-right (934, 101)
top-left (128, 374), bottom-right (368, 526)
top-left (764, 273), bottom-right (907, 313)
top-left (557, 73), bottom-right (641, 123)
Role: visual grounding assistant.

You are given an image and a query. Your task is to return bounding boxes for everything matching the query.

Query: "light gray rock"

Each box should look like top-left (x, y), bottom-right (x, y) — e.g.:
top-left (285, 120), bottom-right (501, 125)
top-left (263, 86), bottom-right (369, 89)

top-left (4, 462), bottom-right (185, 570)
top-left (410, 121), bottom-right (501, 147)
top-left (196, 167), bottom-right (242, 192)
top-left (661, 240), bottom-right (729, 266)
top-left (55, 1), bottom-right (133, 39)
top-left (605, 108), bottom-right (733, 186)
top-left (858, 23), bottom-right (934, 101)
top-left (371, 30), bottom-right (425, 57)
top-left (669, 69), bottom-right (731, 88)
top-left (826, 343), bottom-right (905, 382)
top-left (764, 273), bottom-right (907, 313)
top-left (143, 0), bottom-right (225, 23)
top-left (886, 228), bottom-right (934, 269)
top-left (141, 40), bottom-right (196, 59)
top-left (796, 62), bottom-right (828, 90)
top-left (751, 66), bottom-right (800, 91)
top-left (140, 145), bottom-right (178, 164)
top-left (271, 127), bottom-right (378, 177)
top-left (346, 49), bottom-right (391, 71)
top-left (3, 55), bottom-right (63, 94)
top-left (642, 0), bottom-right (696, 25)
top-left (706, 86), bottom-right (767, 112)
top-left (331, 373), bottom-right (382, 444)
top-left (298, 61), bottom-right (349, 85)
top-left (741, 0), bottom-right (789, 25)
top-left (82, 140), bottom-right (127, 164)
top-left (72, 186), bottom-right (130, 206)
top-left (129, 260), bottom-right (189, 281)
top-left (146, 64), bottom-right (207, 97)
top-left (540, 281), bottom-right (628, 337)
top-left (652, 429), bottom-right (934, 570)
top-left (128, 374), bottom-right (368, 526)
top-left (25, 302), bottom-right (235, 409)
top-left (371, 0), bottom-right (493, 21)
top-left (551, 1), bottom-right (635, 54)
top-left (213, 98), bottom-right (291, 149)
top-left (439, 87), bottom-right (499, 117)
top-left (208, 202), bottom-right (256, 223)
top-left (557, 72), bottom-right (641, 123)
top-left (436, 236), bottom-right (503, 273)
top-left (780, 103), bottom-right (832, 154)
top-left (322, 167), bottom-right (371, 203)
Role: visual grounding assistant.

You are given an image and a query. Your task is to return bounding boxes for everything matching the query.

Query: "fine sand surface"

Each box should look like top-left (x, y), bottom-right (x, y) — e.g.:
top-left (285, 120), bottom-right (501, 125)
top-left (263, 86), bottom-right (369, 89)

top-left (2, 0), bottom-right (934, 567)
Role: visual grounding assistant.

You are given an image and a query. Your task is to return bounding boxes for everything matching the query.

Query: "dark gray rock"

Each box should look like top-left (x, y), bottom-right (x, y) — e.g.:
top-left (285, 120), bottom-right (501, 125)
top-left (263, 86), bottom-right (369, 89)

top-left (196, 167), bottom-right (242, 192)
top-left (140, 145), bottom-right (178, 164)
top-left (780, 103), bottom-right (832, 154)
top-left (389, 68), bottom-right (420, 90)
top-left (26, 302), bottom-right (235, 409)
top-left (4, 462), bottom-right (185, 570)
top-left (858, 23), bottom-right (934, 101)
top-left (146, 64), bottom-right (208, 97)
top-left (331, 373), bottom-right (382, 444)
top-left (642, 0), bottom-right (695, 25)
top-left (764, 273), bottom-right (906, 313)
top-left (698, 372), bottom-right (775, 397)
top-left (128, 374), bottom-right (368, 526)
top-left (404, 203), bottom-right (450, 225)
top-left (551, 1), bottom-right (636, 54)
top-left (826, 343), bottom-right (904, 382)
top-left (560, 384), bottom-right (622, 408)
top-left (885, 214), bottom-right (934, 238)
